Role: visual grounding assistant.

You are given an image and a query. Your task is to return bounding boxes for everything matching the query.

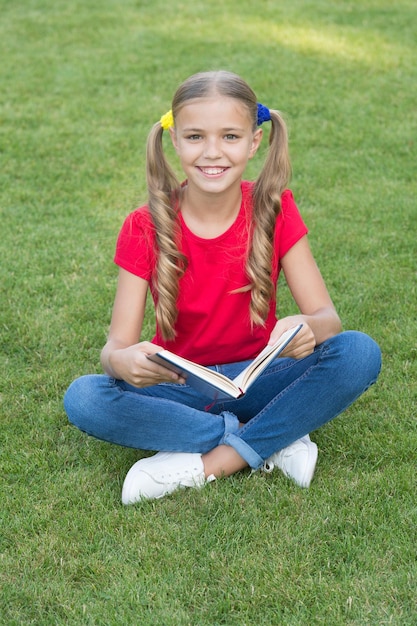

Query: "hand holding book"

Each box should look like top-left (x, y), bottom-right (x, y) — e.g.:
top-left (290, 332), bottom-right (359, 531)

top-left (147, 324), bottom-right (303, 400)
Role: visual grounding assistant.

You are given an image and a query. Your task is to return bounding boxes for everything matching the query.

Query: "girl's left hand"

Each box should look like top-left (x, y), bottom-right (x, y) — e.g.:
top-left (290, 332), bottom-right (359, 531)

top-left (268, 316), bottom-right (316, 359)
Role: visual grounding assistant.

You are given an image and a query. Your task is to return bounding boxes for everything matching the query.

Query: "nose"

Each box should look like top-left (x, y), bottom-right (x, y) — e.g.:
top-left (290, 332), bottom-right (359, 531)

top-left (203, 136), bottom-right (222, 159)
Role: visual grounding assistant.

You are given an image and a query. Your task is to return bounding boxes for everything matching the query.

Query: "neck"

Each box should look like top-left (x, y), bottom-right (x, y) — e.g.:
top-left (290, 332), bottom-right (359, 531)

top-left (183, 180), bottom-right (242, 217)
top-left (180, 182), bottom-right (243, 238)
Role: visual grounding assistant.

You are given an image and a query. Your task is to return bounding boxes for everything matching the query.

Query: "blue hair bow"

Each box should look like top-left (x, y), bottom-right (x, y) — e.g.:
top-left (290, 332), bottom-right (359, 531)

top-left (257, 103), bottom-right (271, 126)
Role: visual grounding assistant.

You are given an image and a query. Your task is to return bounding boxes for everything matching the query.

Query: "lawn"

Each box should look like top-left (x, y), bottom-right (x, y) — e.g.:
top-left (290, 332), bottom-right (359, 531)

top-left (1, 0), bottom-right (416, 624)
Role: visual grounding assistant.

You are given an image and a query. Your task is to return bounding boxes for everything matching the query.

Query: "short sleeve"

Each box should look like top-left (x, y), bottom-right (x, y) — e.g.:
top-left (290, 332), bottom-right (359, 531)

top-left (113, 206), bottom-right (156, 280)
top-left (276, 189), bottom-right (309, 260)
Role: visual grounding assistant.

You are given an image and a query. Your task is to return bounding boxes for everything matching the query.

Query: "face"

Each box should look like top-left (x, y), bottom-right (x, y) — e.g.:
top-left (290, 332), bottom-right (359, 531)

top-left (169, 96), bottom-right (262, 196)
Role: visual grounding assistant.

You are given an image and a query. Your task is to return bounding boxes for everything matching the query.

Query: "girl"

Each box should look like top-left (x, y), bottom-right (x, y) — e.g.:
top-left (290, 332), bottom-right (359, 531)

top-left (64, 71), bottom-right (381, 504)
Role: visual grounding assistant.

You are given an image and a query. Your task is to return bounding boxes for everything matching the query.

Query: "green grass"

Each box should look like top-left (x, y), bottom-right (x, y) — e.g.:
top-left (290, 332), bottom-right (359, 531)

top-left (1, 0), bottom-right (416, 623)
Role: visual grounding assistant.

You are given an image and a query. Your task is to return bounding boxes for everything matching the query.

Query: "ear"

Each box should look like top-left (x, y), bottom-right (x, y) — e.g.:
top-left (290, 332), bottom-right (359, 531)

top-left (168, 126), bottom-right (179, 153)
top-left (249, 128), bottom-right (263, 158)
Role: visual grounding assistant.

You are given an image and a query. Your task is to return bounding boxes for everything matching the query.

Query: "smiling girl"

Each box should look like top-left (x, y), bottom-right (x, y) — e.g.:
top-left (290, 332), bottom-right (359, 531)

top-left (64, 71), bottom-right (381, 504)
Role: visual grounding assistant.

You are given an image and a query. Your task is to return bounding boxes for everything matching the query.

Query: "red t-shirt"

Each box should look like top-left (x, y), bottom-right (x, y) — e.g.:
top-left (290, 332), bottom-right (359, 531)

top-left (114, 181), bottom-right (308, 365)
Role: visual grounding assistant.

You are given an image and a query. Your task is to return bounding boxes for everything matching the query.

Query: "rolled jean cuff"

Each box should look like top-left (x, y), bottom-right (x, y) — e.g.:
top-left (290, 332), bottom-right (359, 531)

top-left (221, 411), bottom-right (241, 437)
top-left (221, 432), bottom-right (264, 469)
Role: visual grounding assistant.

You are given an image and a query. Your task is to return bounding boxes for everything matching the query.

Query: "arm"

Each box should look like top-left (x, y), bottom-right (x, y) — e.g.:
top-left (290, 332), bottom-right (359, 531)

top-left (269, 235), bottom-right (342, 358)
top-left (100, 268), bottom-right (185, 387)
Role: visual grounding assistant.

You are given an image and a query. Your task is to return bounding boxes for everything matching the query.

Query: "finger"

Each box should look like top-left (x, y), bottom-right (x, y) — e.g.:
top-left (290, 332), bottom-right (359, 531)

top-left (144, 359), bottom-right (186, 384)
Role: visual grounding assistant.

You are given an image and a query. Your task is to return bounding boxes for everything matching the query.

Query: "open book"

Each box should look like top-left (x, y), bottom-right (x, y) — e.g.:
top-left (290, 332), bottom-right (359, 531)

top-left (147, 324), bottom-right (302, 400)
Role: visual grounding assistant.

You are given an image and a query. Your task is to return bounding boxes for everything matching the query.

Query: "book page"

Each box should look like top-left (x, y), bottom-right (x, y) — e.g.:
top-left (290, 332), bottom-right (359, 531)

top-left (232, 324), bottom-right (302, 391)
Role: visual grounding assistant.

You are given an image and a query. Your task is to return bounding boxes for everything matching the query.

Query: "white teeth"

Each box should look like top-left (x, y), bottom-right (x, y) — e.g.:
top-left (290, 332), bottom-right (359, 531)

top-left (200, 167), bottom-right (225, 175)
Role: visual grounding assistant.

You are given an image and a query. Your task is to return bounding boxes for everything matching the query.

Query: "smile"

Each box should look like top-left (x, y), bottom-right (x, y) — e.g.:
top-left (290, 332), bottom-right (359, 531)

top-left (198, 167), bottom-right (228, 175)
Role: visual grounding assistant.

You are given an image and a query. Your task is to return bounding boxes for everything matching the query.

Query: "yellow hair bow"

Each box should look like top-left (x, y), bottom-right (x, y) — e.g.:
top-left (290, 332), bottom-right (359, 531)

top-left (160, 110), bottom-right (174, 130)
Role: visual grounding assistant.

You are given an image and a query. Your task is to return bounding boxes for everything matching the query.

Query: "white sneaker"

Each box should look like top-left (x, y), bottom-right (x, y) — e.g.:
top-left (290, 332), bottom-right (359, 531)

top-left (121, 451), bottom-right (215, 505)
top-left (263, 435), bottom-right (318, 488)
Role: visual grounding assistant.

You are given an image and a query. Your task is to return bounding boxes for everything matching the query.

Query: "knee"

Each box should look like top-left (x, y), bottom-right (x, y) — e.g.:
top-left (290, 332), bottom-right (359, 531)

top-left (348, 330), bottom-right (381, 373)
top-left (333, 331), bottom-right (382, 385)
top-left (63, 375), bottom-right (101, 428)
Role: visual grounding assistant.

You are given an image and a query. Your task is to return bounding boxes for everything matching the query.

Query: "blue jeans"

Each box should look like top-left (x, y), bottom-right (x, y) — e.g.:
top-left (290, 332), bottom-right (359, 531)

top-left (64, 331), bottom-right (381, 469)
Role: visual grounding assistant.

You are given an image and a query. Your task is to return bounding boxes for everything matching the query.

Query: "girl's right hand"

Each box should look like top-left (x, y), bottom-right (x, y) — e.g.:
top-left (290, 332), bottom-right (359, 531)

top-left (105, 341), bottom-right (186, 388)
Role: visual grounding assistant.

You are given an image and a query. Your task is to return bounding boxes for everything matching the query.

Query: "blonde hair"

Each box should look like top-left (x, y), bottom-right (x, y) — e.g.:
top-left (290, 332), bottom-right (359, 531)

top-left (146, 71), bottom-right (291, 340)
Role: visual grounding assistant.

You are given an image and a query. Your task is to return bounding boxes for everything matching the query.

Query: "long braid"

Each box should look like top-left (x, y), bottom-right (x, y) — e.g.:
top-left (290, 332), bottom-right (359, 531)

top-left (146, 123), bottom-right (185, 340)
top-left (248, 109), bottom-right (291, 325)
